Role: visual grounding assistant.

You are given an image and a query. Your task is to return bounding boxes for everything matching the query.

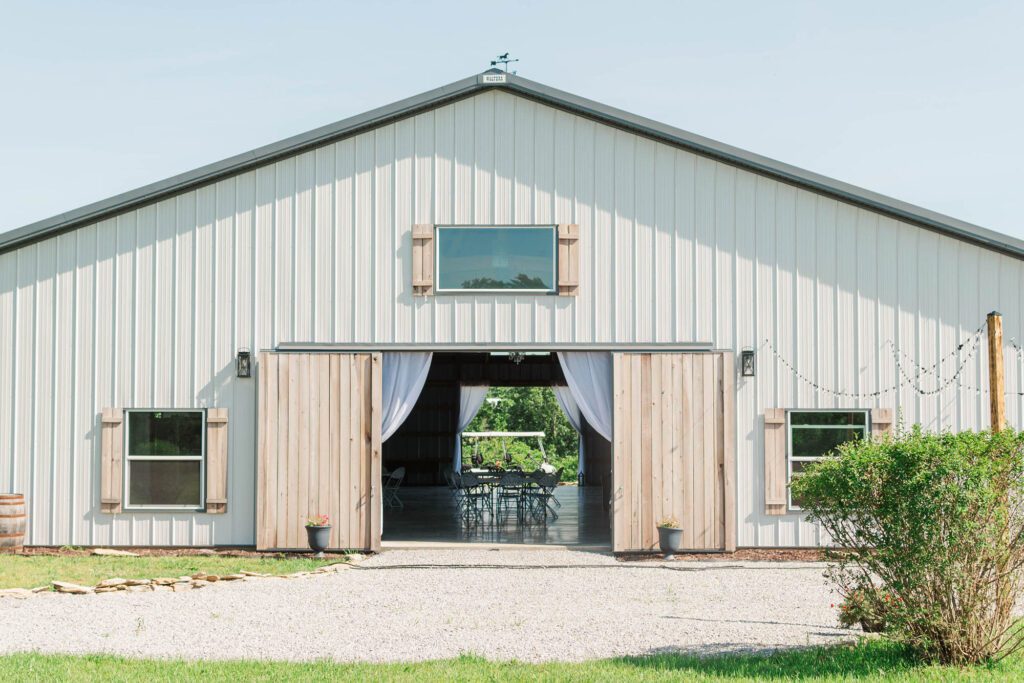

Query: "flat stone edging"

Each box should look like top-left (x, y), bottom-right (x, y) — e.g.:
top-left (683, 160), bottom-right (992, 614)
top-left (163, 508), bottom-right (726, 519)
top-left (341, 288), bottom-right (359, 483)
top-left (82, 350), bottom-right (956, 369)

top-left (0, 553), bottom-right (367, 599)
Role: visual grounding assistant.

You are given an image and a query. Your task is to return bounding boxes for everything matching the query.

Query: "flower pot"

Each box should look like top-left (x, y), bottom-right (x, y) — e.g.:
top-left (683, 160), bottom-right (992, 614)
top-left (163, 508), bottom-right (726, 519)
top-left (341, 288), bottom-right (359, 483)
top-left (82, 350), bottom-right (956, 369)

top-left (305, 525), bottom-right (332, 557)
top-left (657, 525), bottom-right (683, 559)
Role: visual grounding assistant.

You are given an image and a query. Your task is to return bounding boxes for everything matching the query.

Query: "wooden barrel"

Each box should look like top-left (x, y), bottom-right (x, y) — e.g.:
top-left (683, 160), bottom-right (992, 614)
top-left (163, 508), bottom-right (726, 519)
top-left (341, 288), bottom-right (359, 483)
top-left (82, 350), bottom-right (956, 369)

top-left (0, 494), bottom-right (26, 552)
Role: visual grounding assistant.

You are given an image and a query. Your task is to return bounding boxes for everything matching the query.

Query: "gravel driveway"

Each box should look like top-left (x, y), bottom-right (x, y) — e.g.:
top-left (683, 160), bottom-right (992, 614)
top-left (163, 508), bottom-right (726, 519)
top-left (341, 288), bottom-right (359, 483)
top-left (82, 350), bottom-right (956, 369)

top-left (0, 548), bottom-right (852, 662)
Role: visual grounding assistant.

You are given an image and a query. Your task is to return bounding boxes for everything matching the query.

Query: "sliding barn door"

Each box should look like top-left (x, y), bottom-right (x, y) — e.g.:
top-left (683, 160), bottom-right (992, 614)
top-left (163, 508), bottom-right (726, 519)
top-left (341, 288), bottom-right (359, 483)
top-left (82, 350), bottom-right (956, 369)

top-left (612, 352), bottom-right (735, 553)
top-left (256, 352), bottom-right (382, 551)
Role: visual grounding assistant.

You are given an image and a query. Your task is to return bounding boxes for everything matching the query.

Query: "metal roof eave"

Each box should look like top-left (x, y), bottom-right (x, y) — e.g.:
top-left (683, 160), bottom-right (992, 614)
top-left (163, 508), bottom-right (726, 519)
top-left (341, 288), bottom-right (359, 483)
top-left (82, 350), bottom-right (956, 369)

top-left (3, 70), bottom-right (1021, 260)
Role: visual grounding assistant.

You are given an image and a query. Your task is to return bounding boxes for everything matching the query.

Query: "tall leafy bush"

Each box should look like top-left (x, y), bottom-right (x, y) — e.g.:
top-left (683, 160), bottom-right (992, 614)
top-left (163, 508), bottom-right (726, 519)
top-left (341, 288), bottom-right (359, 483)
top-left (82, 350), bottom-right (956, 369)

top-left (790, 426), bottom-right (1024, 664)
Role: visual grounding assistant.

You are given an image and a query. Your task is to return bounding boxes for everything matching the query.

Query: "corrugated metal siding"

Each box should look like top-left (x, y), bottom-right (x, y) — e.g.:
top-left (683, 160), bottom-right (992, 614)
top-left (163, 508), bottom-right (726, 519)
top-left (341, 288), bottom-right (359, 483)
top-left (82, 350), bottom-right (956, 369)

top-left (1, 90), bottom-right (1022, 546)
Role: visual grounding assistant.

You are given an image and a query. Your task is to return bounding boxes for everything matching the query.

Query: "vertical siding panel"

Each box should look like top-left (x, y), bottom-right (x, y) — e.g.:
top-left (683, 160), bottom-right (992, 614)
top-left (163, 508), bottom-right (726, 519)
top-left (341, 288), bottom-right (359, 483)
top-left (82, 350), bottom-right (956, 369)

top-left (917, 231), bottom-right (940, 430)
top-left (855, 211), bottom-right (878, 405)
top-left (694, 158), bottom-right (715, 344)
top-left (293, 151), bottom-right (315, 343)
top-left (394, 120), bottom-right (415, 343)
top-left (733, 171), bottom-right (756, 546)
top-left (53, 236), bottom-right (75, 544)
top-left (114, 215), bottom-right (136, 544)
top-left (551, 110), bottom-right (574, 343)
top-left (335, 140), bottom-right (356, 343)
top-left (472, 95), bottom-right (496, 342)
top-left (772, 187), bottom-right (796, 546)
top-left (654, 145), bottom-right (675, 343)
top-left (255, 166), bottom-right (276, 349)
top-left (794, 191), bottom-right (817, 413)
top-left (314, 147), bottom-right (335, 342)
top-left (815, 198), bottom-right (837, 411)
top-left (634, 138), bottom-right (655, 343)
top-left (896, 223), bottom-right (919, 424)
top-left (31, 241), bottom-right (55, 544)
top-left (375, 127), bottom-right (395, 343)
top-left (753, 177), bottom-right (777, 546)
top-left (876, 218), bottom-right (899, 426)
top-left (234, 171), bottom-right (256, 543)
top-left (134, 207), bottom-right (156, 409)
top-left (979, 249), bottom-right (1001, 427)
top-left (675, 152), bottom-right (696, 342)
top-left (154, 200), bottom-right (176, 406)
top-left (835, 205), bottom-right (857, 407)
top-left (275, 158), bottom-right (296, 344)
top-left (957, 243), bottom-right (980, 430)
top-left (592, 124), bottom-right (614, 343)
top-left (474, 92), bottom-right (495, 224)
top-left (0, 253), bottom-right (15, 496)
top-left (354, 134), bottom-right (375, 342)
top-left (412, 114), bottom-right (435, 343)
top-left (614, 132), bottom-right (635, 343)
top-left (73, 227), bottom-right (96, 544)
top-left (513, 98), bottom-right (536, 342)
top-left (93, 223), bottom-right (115, 545)
top-left (714, 165), bottom-right (736, 352)
top-left (493, 93), bottom-right (515, 223)
top-left (434, 105), bottom-right (455, 342)
top-left (573, 118), bottom-right (595, 343)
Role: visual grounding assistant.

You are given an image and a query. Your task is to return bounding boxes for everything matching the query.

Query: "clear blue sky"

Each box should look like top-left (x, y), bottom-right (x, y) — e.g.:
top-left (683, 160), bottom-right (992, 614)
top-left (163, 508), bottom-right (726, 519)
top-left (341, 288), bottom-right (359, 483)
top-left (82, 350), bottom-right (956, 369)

top-left (2, 1), bottom-right (1021, 238)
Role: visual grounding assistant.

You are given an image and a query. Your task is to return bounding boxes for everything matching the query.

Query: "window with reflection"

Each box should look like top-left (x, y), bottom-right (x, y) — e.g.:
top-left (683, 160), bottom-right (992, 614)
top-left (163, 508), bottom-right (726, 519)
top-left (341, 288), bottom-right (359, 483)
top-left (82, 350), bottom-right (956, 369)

top-left (125, 410), bottom-right (204, 509)
top-left (435, 226), bottom-right (557, 293)
top-left (788, 410), bottom-right (868, 510)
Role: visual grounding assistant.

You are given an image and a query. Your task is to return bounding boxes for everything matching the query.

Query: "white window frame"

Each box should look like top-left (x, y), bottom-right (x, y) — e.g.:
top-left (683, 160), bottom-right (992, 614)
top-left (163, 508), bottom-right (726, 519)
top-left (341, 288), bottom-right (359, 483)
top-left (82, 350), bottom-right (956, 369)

top-left (787, 409), bottom-right (869, 511)
top-left (123, 409), bottom-right (206, 511)
top-left (434, 224), bottom-right (558, 294)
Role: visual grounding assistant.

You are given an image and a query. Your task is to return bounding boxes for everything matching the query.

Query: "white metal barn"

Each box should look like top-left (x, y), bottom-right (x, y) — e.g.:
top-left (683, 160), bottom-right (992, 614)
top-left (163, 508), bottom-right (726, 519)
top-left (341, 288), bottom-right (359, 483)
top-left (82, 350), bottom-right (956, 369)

top-left (2, 70), bottom-right (1022, 553)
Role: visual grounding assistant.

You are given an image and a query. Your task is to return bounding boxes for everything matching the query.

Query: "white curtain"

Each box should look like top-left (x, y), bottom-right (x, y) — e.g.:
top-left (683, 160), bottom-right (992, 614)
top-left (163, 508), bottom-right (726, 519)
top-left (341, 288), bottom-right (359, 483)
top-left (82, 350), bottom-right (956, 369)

top-left (454, 384), bottom-right (490, 471)
top-left (557, 352), bottom-right (613, 442)
top-left (552, 384), bottom-right (586, 476)
top-left (381, 352), bottom-right (433, 442)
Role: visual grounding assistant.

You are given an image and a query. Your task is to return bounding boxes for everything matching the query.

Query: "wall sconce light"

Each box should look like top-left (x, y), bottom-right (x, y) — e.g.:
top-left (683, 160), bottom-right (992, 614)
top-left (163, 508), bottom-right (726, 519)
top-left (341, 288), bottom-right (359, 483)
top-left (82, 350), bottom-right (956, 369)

top-left (236, 348), bottom-right (252, 378)
top-left (741, 348), bottom-right (756, 377)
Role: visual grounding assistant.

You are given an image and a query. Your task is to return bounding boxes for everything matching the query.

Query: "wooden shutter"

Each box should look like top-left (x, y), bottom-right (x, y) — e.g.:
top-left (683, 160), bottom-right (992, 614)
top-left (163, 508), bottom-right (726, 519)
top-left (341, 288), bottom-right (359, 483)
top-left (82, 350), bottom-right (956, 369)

top-left (557, 223), bottom-right (579, 296)
top-left (412, 223), bottom-right (434, 296)
top-left (764, 409), bottom-right (787, 516)
top-left (205, 409), bottom-right (229, 513)
top-left (871, 408), bottom-right (893, 437)
top-left (100, 408), bottom-right (124, 514)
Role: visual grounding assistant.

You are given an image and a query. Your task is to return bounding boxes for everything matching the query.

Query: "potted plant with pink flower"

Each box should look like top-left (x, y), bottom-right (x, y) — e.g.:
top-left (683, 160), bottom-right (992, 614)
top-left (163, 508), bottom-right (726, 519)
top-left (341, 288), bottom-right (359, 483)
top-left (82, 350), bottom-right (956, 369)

top-left (305, 514), bottom-right (331, 557)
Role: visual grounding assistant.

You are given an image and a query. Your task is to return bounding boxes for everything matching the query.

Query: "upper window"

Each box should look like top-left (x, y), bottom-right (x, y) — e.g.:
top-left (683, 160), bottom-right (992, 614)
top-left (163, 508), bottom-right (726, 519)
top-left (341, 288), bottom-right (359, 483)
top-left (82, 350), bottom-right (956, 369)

top-left (788, 410), bottom-right (868, 510)
top-left (435, 225), bottom-right (557, 293)
top-left (125, 410), bottom-right (205, 509)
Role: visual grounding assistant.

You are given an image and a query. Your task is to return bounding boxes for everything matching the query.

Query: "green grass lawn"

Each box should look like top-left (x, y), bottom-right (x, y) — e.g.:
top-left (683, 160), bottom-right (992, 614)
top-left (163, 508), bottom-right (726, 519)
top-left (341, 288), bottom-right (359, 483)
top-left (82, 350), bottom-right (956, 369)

top-left (1, 641), bottom-right (1020, 682)
top-left (0, 553), bottom-right (340, 589)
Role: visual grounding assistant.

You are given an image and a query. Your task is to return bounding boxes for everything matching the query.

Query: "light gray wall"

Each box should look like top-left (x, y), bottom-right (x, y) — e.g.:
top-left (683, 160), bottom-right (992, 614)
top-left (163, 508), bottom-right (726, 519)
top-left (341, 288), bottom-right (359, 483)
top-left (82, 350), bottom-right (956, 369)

top-left (2, 90), bottom-right (1022, 546)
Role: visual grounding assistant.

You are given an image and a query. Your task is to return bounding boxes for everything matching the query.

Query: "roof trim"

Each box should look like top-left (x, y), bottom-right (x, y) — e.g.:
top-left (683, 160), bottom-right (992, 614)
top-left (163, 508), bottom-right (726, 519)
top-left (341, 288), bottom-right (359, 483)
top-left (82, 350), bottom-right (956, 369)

top-left (3, 69), bottom-right (1022, 259)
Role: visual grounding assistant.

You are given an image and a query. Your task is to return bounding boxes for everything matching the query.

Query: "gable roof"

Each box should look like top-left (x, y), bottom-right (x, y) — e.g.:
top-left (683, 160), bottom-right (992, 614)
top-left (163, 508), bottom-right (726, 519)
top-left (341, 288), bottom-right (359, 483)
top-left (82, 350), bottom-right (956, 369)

top-left (2, 69), bottom-right (1021, 258)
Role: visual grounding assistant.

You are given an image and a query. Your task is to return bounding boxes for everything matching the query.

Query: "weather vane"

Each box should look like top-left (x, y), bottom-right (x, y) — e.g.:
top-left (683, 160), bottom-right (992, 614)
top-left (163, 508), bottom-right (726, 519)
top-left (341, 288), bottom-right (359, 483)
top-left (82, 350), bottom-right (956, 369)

top-left (490, 53), bottom-right (519, 74)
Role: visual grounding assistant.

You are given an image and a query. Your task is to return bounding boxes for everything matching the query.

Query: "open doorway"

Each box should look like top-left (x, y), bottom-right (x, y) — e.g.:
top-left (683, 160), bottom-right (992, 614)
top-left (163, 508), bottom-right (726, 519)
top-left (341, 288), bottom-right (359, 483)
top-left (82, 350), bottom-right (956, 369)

top-left (381, 352), bottom-right (611, 547)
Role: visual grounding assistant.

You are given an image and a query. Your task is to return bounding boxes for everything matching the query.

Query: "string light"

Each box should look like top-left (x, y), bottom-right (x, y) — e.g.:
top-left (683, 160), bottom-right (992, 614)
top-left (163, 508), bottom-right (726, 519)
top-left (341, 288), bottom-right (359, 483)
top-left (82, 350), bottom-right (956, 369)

top-left (762, 322), bottom-right (992, 399)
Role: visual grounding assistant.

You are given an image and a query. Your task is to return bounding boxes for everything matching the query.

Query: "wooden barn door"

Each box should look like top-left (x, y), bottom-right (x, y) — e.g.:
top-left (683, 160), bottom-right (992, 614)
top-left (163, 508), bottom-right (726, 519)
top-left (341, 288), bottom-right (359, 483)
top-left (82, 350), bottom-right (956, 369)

top-left (612, 352), bottom-right (735, 553)
top-left (256, 352), bottom-right (382, 551)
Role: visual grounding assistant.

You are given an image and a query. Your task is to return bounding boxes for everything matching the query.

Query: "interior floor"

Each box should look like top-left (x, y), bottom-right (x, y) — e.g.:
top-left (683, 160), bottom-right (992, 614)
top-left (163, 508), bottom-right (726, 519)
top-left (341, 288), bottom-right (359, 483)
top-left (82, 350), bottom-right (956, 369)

top-left (383, 485), bottom-right (610, 546)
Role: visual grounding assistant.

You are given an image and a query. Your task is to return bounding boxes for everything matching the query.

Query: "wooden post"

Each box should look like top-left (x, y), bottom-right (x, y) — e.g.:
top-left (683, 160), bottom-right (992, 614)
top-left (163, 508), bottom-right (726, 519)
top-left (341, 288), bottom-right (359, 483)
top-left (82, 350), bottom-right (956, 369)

top-left (987, 311), bottom-right (1006, 432)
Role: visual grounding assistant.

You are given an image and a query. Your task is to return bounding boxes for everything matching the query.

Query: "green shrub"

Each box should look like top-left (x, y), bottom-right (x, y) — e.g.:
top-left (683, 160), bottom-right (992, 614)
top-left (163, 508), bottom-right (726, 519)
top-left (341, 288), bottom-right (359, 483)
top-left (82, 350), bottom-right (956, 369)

top-left (790, 426), bottom-right (1024, 665)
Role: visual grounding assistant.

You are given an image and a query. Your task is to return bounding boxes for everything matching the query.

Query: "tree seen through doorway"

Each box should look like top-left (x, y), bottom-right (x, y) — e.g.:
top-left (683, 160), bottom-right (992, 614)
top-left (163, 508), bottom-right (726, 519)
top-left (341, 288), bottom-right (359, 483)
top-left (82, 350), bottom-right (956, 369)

top-left (464, 386), bottom-right (578, 482)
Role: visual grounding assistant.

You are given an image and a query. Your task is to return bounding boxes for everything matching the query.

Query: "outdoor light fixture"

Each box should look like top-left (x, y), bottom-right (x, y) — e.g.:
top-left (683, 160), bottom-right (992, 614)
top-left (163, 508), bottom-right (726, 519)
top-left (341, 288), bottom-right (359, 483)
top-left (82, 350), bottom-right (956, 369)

top-left (741, 348), bottom-right (756, 377)
top-left (236, 348), bottom-right (252, 378)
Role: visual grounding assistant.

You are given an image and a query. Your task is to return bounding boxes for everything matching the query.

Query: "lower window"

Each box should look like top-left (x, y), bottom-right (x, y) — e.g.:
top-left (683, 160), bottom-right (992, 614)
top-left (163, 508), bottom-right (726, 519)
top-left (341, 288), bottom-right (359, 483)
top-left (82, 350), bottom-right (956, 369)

top-left (788, 410), bottom-right (868, 510)
top-left (125, 410), bottom-right (205, 509)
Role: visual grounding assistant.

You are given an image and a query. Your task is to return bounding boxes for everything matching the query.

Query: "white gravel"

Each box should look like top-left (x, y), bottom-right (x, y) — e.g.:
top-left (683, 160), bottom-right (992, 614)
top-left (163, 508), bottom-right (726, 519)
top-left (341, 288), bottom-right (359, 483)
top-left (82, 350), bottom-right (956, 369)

top-left (0, 548), bottom-right (853, 662)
